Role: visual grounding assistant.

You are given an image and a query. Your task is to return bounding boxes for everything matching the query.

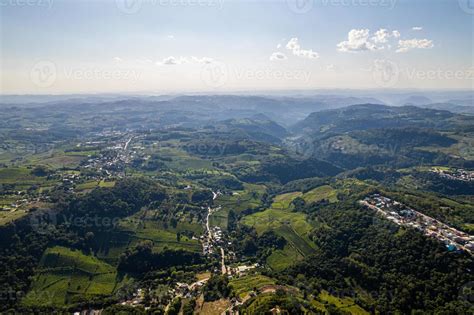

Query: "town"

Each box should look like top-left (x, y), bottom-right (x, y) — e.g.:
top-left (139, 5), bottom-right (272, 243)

top-left (431, 167), bottom-right (474, 182)
top-left (360, 194), bottom-right (474, 255)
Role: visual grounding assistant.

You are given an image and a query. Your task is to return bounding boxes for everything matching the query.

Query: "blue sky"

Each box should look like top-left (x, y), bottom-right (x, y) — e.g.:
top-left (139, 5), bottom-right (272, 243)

top-left (1, 0), bottom-right (473, 94)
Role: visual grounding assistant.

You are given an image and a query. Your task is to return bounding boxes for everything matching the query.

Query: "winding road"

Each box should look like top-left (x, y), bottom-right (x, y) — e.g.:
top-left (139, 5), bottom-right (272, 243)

top-left (204, 191), bottom-right (227, 274)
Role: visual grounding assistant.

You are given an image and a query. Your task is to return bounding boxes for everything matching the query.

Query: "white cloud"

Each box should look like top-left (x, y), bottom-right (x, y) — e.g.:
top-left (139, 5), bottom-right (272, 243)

top-left (372, 29), bottom-right (391, 44)
top-left (157, 56), bottom-right (214, 66)
top-left (285, 38), bottom-right (319, 59)
top-left (286, 38), bottom-right (300, 51)
top-left (412, 26), bottom-right (423, 31)
top-left (157, 56), bottom-right (187, 65)
top-left (269, 52), bottom-right (288, 61)
top-left (396, 38), bottom-right (434, 53)
top-left (337, 29), bottom-right (378, 52)
top-left (161, 56), bottom-right (179, 65)
top-left (338, 29), bottom-right (433, 53)
top-left (191, 56), bottom-right (214, 64)
top-left (113, 57), bottom-right (123, 63)
top-left (167, 35), bottom-right (175, 39)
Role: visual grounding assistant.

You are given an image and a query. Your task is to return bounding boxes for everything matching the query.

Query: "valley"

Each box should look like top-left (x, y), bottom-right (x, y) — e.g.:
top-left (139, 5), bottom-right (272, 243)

top-left (0, 95), bottom-right (473, 314)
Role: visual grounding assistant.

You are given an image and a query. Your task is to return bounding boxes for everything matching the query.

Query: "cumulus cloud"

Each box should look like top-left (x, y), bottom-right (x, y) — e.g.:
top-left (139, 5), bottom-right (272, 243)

top-left (157, 56), bottom-right (214, 66)
top-left (158, 56), bottom-right (180, 65)
top-left (338, 28), bottom-right (432, 53)
top-left (396, 38), bottom-right (434, 53)
top-left (269, 52), bottom-right (288, 61)
top-left (285, 38), bottom-right (319, 59)
top-left (337, 29), bottom-right (378, 52)
top-left (412, 26), bottom-right (423, 31)
top-left (113, 57), bottom-right (123, 63)
top-left (372, 29), bottom-right (391, 44)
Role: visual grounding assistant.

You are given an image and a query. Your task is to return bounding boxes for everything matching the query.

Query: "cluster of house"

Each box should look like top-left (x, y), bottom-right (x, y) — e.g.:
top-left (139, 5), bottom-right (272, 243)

top-left (431, 168), bottom-right (474, 182)
top-left (0, 188), bottom-right (52, 212)
top-left (201, 225), bottom-right (225, 255)
top-left (79, 133), bottom-right (139, 175)
top-left (361, 194), bottom-right (474, 254)
top-left (120, 288), bottom-right (146, 307)
top-left (227, 263), bottom-right (258, 277)
top-left (0, 195), bottom-right (29, 211)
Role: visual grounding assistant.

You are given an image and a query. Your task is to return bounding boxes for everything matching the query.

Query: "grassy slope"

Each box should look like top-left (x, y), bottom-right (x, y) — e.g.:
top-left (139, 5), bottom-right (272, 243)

top-left (230, 274), bottom-right (275, 298)
top-left (241, 191), bottom-right (318, 270)
top-left (22, 246), bottom-right (119, 307)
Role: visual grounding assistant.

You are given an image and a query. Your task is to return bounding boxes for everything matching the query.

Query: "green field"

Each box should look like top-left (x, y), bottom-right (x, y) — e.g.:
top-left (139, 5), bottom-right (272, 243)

top-left (210, 183), bottom-right (266, 230)
top-left (270, 191), bottom-right (302, 210)
top-left (119, 218), bottom-right (202, 253)
top-left (0, 209), bottom-right (29, 226)
top-left (266, 244), bottom-right (303, 271)
top-left (152, 144), bottom-right (214, 171)
top-left (76, 180), bottom-right (116, 191)
top-left (22, 246), bottom-right (119, 307)
top-left (0, 167), bottom-right (44, 184)
top-left (230, 275), bottom-right (275, 298)
top-left (313, 290), bottom-right (370, 315)
top-left (241, 192), bottom-right (317, 269)
top-left (302, 185), bottom-right (338, 203)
